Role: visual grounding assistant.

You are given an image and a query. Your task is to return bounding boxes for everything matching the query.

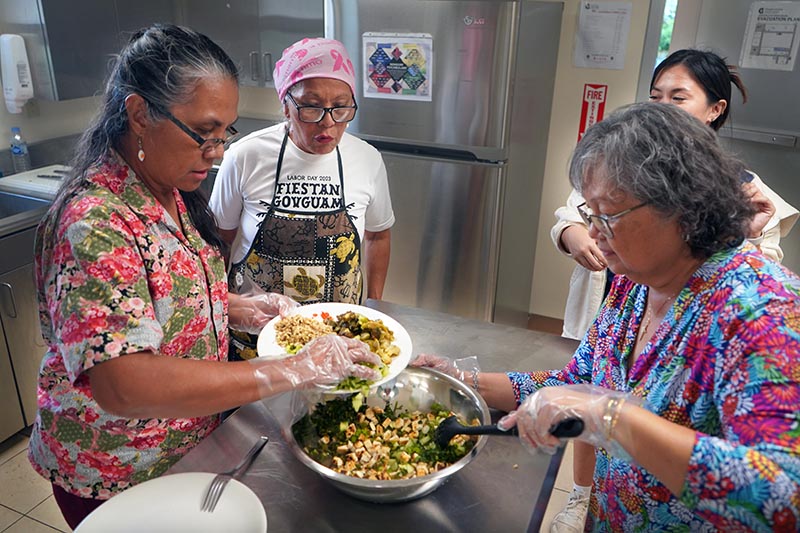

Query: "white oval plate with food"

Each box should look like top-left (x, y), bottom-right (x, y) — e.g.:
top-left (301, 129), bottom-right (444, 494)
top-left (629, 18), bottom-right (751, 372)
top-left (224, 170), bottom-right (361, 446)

top-left (257, 302), bottom-right (412, 392)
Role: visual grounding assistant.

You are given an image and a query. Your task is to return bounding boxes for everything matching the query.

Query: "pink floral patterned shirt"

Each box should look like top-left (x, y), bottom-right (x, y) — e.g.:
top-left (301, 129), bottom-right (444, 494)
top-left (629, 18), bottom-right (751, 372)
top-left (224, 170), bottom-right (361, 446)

top-left (28, 153), bottom-right (229, 498)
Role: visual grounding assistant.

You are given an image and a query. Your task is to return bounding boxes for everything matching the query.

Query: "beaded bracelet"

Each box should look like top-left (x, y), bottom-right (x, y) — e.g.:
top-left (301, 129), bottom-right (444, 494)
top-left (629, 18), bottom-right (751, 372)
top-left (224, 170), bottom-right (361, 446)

top-left (603, 397), bottom-right (626, 441)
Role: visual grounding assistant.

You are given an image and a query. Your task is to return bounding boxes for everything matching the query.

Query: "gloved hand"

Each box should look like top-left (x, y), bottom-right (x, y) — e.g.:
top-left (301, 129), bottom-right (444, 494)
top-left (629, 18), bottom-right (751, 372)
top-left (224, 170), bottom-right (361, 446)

top-left (228, 279), bottom-right (299, 334)
top-left (410, 353), bottom-right (480, 385)
top-left (251, 334), bottom-right (382, 396)
top-left (498, 384), bottom-right (636, 457)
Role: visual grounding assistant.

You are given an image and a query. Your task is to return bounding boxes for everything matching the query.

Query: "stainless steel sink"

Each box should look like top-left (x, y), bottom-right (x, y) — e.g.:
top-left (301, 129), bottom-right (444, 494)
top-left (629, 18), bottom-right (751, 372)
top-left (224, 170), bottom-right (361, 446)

top-left (0, 191), bottom-right (50, 218)
top-left (0, 191), bottom-right (51, 238)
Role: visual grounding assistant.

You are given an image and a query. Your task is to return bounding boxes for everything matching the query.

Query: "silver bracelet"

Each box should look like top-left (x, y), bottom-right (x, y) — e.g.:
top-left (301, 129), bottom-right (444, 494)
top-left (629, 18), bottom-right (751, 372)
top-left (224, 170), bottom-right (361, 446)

top-left (471, 371), bottom-right (480, 392)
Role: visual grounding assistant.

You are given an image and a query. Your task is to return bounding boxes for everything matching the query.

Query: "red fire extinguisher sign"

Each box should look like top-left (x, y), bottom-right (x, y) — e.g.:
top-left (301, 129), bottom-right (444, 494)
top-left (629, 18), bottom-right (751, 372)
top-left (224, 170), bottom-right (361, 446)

top-left (578, 84), bottom-right (608, 141)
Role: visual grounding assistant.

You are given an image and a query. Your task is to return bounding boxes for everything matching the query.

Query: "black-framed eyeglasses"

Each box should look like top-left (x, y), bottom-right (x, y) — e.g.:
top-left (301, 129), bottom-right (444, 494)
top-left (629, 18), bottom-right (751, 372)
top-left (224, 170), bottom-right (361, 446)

top-left (576, 201), bottom-right (649, 239)
top-left (146, 100), bottom-right (239, 152)
top-left (285, 92), bottom-right (358, 123)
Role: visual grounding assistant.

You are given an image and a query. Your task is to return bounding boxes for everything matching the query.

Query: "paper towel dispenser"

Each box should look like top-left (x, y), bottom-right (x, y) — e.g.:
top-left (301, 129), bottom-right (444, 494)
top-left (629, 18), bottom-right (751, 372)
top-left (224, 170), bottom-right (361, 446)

top-left (0, 34), bottom-right (34, 113)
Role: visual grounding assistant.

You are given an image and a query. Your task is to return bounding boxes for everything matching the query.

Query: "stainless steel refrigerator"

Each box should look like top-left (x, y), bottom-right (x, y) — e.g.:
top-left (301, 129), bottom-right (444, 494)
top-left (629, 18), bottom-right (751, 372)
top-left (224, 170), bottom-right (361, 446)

top-left (325, 0), bottom-right (562, 326)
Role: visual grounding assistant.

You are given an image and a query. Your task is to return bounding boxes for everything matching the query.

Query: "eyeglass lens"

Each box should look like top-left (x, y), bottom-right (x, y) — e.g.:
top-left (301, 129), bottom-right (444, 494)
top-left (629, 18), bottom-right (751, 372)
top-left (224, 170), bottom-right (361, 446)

top-left (288, 93), bottom-right (356, 123)
top-left (199, 128), bottom-right (238, 151)
top-left (578, 205), bottom-right (612, 237)
top-left (298, 107), bottom-right (356, 123)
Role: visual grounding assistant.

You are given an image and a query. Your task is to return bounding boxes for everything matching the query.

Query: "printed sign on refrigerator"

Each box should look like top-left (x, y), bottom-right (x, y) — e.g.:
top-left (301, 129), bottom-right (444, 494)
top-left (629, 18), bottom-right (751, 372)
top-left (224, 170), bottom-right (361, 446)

top-left (578, 84), bottom-right (607, 141)
top-left (362, 32), bottom-right (432, 101)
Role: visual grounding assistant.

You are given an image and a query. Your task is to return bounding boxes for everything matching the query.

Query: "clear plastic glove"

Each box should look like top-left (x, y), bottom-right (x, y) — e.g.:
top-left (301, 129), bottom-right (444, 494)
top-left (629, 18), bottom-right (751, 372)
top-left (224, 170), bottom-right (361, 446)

top-left (228, 279), bottom-right (299, 334)
top-left (410, 353), bottom-right (480, 384)
top-left (498, 384), bottom-right (638, 457)
top-left (251, 334), bottom-right (382, 396)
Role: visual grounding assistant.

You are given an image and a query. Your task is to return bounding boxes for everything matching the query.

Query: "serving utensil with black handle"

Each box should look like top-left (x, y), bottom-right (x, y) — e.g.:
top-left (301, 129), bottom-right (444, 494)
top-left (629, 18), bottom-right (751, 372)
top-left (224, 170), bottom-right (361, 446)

top-left (434, 416), bottom-right (584, 448)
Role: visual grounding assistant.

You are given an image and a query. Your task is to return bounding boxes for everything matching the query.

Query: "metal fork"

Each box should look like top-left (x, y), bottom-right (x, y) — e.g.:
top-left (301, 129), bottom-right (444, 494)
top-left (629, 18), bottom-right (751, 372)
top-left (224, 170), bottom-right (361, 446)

top-left (200, 435), bottom-right (269, 512)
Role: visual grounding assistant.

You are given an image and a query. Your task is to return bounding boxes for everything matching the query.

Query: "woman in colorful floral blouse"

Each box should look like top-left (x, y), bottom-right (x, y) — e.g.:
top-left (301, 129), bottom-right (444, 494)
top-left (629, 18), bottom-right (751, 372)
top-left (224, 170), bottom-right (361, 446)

top-left (417, 102), bottom-right (800, 531)
top-left (27, 24), bottom-right (381, 529)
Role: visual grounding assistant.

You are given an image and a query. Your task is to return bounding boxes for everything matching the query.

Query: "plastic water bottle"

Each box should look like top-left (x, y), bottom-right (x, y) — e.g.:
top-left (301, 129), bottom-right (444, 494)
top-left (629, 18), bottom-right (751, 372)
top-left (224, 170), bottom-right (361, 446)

top-left (10, 127), bottom-right (31, 173)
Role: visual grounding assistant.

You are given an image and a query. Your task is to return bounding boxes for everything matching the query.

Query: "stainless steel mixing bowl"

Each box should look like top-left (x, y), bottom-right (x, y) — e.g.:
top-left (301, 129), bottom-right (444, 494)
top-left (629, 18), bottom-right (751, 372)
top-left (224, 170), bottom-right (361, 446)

top-left (285, 367), bottom-right (491, 503)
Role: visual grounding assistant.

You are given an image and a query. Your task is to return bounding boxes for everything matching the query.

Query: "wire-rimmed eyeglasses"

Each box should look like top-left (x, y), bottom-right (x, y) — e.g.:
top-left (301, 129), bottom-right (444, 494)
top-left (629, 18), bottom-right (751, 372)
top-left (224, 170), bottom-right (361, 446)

top-left (285, 92), bottom-right (358, 124)
top-left (146, 99), bottom-right (239, 152)
top-left (576, 201), bottom-right (649, 239)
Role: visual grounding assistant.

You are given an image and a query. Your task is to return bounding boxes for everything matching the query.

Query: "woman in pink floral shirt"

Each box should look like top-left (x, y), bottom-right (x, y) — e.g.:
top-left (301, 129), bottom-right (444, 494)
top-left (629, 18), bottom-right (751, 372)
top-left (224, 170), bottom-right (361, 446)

top-left (28, 24), bottom-right (382, 529)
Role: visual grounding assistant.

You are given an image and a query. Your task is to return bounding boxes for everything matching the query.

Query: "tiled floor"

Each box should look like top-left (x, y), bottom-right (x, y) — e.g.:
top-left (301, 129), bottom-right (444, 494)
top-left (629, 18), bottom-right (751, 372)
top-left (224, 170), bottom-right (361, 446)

top-left (0, 433), bottom-right (70, 532)
top-left (0, 313), bottom-right (571, 533)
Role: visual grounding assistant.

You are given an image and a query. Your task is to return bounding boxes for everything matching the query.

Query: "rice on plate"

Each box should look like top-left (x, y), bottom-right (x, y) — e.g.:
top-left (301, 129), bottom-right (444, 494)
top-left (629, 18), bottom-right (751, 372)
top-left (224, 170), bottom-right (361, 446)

top-left (275, 315), bottom-right (333, 354)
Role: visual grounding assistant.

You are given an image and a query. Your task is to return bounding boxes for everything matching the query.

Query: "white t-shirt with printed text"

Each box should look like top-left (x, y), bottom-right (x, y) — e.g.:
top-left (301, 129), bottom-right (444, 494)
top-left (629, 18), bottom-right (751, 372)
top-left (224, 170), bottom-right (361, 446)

top-left (210, 123), bottom-right (395, 264)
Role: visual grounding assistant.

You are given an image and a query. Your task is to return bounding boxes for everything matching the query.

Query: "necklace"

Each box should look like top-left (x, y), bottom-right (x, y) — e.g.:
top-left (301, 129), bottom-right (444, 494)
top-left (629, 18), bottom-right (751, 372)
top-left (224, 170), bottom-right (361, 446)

top-left (638, 292), bottom-right (676, 343)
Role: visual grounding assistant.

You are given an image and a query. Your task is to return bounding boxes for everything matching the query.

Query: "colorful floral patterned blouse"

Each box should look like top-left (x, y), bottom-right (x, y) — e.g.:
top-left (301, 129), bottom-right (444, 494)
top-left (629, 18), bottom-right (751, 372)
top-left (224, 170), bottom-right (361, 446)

top-left (509, 244), bottom-right (800, 532)
top-left (28, 153), bottom-right (229, 499)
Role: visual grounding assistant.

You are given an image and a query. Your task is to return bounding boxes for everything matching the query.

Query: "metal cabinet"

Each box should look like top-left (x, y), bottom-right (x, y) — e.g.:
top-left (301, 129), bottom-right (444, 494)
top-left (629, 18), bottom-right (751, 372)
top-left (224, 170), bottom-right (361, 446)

top-left (0, 225), bottom-right (45, 444)
top-left (179, 0), bottom-right (324, 88)
top-left (0, 319), bottom-right (25, 443)
top-left (0, 0), bottom-right (180, 101)
top-left (0, 261), bottom-right (46, 425)
top-left (0, 0), bottom-right (323, 101)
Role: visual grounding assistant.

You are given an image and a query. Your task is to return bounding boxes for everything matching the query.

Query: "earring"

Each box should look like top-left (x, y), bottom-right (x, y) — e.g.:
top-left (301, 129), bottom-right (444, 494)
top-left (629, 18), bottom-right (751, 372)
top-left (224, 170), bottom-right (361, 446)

top-left (137, 137), bottom-right (145, 162)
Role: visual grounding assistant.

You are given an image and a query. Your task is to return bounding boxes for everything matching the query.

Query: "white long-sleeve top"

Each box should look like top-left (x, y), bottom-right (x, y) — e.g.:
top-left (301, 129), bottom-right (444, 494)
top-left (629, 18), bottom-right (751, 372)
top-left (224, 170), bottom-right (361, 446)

top-left (550, 172), bottom-right (798, 340)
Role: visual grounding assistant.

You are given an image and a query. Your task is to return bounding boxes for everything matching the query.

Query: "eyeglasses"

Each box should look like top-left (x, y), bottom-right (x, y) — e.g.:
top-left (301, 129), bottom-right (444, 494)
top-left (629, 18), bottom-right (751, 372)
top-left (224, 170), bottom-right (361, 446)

top-left (285, 92), bottom-right (358, 123)
top-left (147, 100), bottom-right (239, 152)
top-left (576, 201), bottom-right (649, 239)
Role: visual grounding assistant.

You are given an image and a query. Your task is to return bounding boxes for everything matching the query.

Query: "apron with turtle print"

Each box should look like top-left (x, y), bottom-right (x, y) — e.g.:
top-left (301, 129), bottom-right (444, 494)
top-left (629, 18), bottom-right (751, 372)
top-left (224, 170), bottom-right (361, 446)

top-left (228, 131), bottom-right (362, 360)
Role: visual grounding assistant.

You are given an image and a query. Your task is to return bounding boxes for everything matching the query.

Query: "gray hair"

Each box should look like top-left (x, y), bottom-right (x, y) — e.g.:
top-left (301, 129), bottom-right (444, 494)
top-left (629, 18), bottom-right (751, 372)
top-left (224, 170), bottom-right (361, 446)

top-left (69, 24), bottom-right (238, 182)
top-left (569, 102), bottom-right (755, 259)
top-left (52, 24), bottom-right (239, 250)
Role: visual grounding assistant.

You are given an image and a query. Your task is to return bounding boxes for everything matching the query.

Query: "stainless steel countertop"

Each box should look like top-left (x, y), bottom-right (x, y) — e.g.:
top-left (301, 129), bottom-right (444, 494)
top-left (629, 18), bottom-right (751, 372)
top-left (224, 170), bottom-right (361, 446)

top-left (170, 299), bottom-right (578, 532)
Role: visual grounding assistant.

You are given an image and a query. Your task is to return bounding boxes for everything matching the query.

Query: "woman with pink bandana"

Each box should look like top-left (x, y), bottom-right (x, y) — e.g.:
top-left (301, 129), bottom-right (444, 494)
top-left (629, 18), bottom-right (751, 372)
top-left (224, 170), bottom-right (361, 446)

top-left (210, 38), bottom-right (395, 360)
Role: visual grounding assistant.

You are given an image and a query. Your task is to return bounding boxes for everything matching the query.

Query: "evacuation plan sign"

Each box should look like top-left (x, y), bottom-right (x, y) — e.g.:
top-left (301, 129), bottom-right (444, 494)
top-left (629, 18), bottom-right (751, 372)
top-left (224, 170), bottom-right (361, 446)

top-left (740, 1), bottom-right (800, 71)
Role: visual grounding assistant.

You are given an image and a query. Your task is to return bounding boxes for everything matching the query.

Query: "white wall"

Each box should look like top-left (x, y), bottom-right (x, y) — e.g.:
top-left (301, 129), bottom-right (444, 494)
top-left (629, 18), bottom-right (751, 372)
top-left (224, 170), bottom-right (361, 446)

top-left (0, 97), bottom-right (98, 145)
top-left (529, 0), bottom-right (653, 319)
top-left (238, 86), bottom-right (283, 121)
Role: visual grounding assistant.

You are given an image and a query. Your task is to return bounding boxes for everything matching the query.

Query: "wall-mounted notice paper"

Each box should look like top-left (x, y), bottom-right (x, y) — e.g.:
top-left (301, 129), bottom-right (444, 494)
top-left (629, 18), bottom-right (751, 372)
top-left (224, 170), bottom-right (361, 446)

top-left (740, 1), bottom-right (800, 71)
top-left (573, 2), bottom-right (632, 70)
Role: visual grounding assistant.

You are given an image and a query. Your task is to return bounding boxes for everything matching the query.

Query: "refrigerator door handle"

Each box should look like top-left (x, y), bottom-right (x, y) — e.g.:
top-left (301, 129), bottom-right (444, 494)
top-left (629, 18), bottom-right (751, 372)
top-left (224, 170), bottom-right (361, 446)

top-left (368, 140), bottom-right (477, 161)
top-left (249, 51), bottom-right (260, 82)
top-left (263, 53), bottom-right (273, 82)
top-left (0, 283), bottom-right (17, 318)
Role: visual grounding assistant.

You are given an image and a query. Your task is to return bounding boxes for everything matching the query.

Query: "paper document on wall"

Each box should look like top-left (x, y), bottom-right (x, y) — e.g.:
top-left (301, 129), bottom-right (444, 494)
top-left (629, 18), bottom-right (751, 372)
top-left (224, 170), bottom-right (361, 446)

top-left (573, 2), bottom-right (632, 70)
top-left (740, 1), bottom-right (800, 71)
